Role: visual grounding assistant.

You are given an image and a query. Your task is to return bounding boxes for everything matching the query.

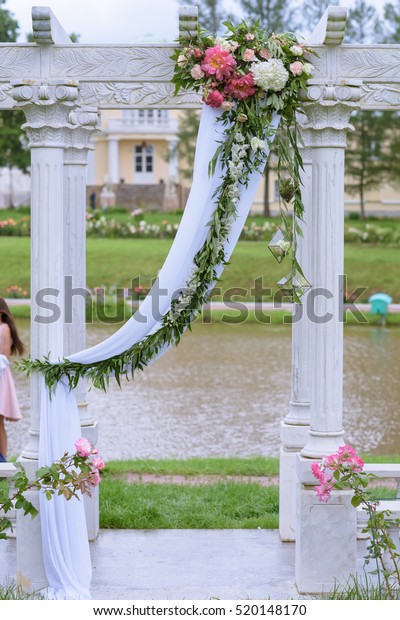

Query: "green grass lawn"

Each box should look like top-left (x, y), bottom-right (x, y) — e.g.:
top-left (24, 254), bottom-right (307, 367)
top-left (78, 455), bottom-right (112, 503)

top-left (98, 456), bottom-right (397, 530)
top-left (1, 236), bottom-right (400, 302)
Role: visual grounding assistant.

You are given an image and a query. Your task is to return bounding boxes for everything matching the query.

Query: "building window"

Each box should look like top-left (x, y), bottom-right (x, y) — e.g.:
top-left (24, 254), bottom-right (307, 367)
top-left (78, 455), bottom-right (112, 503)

top-left (135, 145), bottom-right (154, 180)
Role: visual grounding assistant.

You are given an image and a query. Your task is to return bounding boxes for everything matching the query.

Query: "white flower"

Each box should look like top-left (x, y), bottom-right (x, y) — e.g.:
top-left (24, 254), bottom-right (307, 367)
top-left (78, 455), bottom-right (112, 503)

top-left (302, 62), bottom-right (314, 76)
top-left (251, 59), bottom-right (289, 92)
top-left (177, 54), bottom-right (187, 66)
top-left (214, 36), bottom-right (233, 52)
top-left (235, 132), bottom-right (245, 143)
top-left (290, 45), bottom-right (303, 56)
top-left (250, 137), bottom-right (265, 152)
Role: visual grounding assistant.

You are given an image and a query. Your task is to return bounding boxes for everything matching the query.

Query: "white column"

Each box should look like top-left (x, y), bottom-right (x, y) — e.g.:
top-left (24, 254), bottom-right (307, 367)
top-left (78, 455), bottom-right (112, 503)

top-left (12, 79), bottom-right (79, 591)
top-left (168, 138), bottom-right (179, 182)
top-left (295, 86), bottom-right (360, 594)
top-left (279, 135), bottom-right (312, 542)
top-left (107, 137), bottom-right (119, 184)
top-left (64, 106), bottom-right (100, 540)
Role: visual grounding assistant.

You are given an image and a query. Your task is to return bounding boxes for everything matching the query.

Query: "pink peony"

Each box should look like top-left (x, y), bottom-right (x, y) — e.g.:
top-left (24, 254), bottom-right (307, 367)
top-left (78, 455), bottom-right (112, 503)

top-left (92, 457), bottom-right (106, 471)
top-left (74, 437), bottom-right (92, 457)
top-left (245, 33), bottom-right (255, 41)
top-left (190, 64), bottom-right (205, 80)
top-left (290, 61), bottom-right (304, 76)
top-left (201, 45), bottom-right (236, 80)
top-left (225, 72), bottom-right (256, 100)
top-left (243, 48), bottom-right (255, 61)
top-left (202, 89), bottom-right (225, 108)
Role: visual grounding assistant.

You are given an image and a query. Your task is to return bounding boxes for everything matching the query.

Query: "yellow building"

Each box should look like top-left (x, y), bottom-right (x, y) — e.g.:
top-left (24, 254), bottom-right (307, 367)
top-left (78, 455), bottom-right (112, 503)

top-left (89, 109), bottom-right (400, 216)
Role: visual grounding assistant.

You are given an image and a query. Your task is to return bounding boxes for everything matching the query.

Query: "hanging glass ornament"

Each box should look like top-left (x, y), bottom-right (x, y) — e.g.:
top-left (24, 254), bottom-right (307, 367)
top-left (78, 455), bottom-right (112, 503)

top-left (268, 227), bottom-right (291, 263)
top-left (276, 271), bottom-right (311, 301)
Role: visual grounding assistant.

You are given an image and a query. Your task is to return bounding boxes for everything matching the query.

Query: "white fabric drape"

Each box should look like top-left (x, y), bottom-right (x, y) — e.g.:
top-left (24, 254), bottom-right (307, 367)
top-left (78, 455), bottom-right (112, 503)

top-left (38, 105), bottom-right (279, 599)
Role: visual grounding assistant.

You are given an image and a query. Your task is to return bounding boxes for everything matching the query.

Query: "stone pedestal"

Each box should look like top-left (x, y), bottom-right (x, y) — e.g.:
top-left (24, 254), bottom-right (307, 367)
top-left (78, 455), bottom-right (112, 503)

top-left (295, 456), bottom-right (357, 594)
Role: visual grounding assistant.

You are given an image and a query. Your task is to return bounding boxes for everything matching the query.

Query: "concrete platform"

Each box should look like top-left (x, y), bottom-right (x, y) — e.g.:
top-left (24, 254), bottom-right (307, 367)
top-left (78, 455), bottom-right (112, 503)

top-left (0, 529), bottom-right (375, 600)
top-left (1, 529), bottom-right (299, 600)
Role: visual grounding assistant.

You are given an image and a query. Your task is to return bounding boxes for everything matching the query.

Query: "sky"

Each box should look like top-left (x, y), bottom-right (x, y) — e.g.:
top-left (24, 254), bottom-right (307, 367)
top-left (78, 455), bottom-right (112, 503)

top-left (3, 0), bottom-right (389, 44)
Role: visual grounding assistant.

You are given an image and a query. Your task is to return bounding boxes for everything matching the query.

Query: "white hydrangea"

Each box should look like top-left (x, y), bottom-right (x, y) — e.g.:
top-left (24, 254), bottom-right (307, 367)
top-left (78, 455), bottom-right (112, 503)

top-left (251, 59), bottom-right (289, 92)
top-left (250, 137), bottom-right (265, 152)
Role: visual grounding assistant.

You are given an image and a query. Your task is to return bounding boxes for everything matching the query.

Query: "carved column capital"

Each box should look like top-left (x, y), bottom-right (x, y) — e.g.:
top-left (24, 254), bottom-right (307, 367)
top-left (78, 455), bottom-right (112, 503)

top-left (11, 79), bottom-right (79, 148)
top-left (299, 83), bottom-right (361, 148)
top-left (64, 106), bottom-right (101, 164)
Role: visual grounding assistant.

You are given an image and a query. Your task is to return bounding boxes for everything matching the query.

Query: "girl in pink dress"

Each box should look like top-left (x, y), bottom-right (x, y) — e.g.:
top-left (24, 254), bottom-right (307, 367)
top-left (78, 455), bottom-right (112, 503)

top-left (0, 297), bottom-right (25, 460)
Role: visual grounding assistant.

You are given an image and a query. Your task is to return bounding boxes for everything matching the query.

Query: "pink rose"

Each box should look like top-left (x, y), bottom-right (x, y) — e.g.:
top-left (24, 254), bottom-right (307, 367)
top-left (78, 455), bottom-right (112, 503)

top-left (89, 467), bottom-right (101, 487)
top-left (74, 437), bottom-right (92, 457)
top-left (201, 45), bottom-right (236, 80)
top-left (230, 41), bottom-right (239, 51)
top-left (337, 444), bottom-right (357, 460)
top-left (259, 48), bottom-right (271, 60)
top-left (202, 89), bottom-right (225, 108)
top-left (243, 48), bottom-right (255, 62)
top-left (245, 33), bottom-right (255, 41)
top-left (190, 64), bottom-right (205, 80)
top-left (225, 72), bottom-right (256, 100)
top-left (177, 54), bottom-right (187, 67)
top-left (315, 482), bottom-right (333, 503)
top-left (93, 457), bottom-right (105, 471)
top-left (290, 61), bottom-right (304, 76)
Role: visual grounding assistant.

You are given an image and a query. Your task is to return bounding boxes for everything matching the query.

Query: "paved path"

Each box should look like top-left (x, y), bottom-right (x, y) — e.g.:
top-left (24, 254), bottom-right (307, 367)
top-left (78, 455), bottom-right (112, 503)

top-left (0, 529), bottom-right (372, 600)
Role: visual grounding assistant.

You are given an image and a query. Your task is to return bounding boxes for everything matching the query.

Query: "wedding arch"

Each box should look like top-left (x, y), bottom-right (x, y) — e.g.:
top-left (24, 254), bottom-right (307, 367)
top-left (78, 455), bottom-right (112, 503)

top-left (1, 3), bottom-right (399, 599)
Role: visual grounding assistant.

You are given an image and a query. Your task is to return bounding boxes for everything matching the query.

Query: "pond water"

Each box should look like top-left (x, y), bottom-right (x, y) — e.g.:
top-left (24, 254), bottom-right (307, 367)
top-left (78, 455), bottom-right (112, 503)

top-left (6, 320), bottom-right (400, 459)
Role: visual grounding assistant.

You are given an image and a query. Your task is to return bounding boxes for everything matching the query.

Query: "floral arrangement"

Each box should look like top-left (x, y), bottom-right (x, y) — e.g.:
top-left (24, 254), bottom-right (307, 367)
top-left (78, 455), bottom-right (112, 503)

top-left (0, 437), bottom-right (105, 539)
top-left (19, 20), bottom-right (315, 392)
top-left (312, 444), bottom-right (400, 598)
top-left (172, 20), bottom-right (315, 298)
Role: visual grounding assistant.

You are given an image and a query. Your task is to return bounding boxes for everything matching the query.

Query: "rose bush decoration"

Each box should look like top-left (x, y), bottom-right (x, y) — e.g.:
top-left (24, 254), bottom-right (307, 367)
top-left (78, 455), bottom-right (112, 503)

top-left (0, 438), bottom-right (105, 540)
top-left (312, 444), bottom-right (400, 598)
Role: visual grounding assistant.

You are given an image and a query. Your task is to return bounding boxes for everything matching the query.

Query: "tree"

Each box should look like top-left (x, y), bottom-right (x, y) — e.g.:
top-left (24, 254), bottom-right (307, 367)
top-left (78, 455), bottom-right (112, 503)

top-left (382, 0), bottom-right (400, 42)
top-left (0, 0), bottom-right (18, 41)
top-left (0, 1), bottom-right (29, 206)
top-left (192, 0), bottom-right (233, 35)
top-left (345, 0), bottom-right (383, 43)
top-left (343, 1), bottom-right (388, 218)
top-left (239, 0), bottom-right (296, 33)
top-left (176, 110), bottom-right (201, 181)
top-left (297, 0), bottom-right (333, 33)
top-left (345, 112), bottom-right (391, 219)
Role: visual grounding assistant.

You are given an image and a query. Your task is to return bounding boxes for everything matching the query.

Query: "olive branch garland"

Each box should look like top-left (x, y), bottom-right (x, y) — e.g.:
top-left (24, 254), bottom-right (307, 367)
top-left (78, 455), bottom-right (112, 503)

top-left (17, 21), bottom-right (310, 393)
